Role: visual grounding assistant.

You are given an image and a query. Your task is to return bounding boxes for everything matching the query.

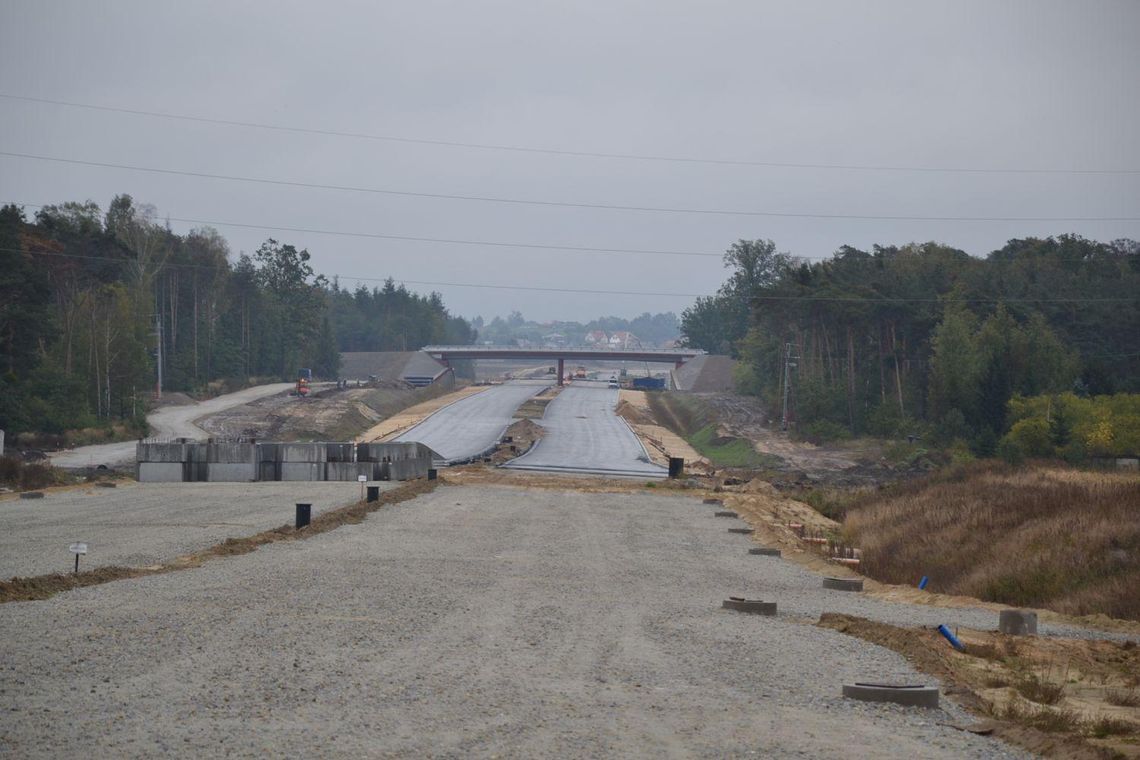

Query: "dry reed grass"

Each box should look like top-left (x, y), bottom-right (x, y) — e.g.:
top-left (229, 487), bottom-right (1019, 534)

top-left (844, 462), bottom-right (1140, 621)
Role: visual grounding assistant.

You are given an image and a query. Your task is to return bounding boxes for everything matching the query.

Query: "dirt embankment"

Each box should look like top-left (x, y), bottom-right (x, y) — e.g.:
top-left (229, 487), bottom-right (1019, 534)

top-left (844, 463), bottom-right (1140, 623)
top-left (819, 613), bottom-right (1140, 759)
top-left (198, 381), bottom-right (466, 441)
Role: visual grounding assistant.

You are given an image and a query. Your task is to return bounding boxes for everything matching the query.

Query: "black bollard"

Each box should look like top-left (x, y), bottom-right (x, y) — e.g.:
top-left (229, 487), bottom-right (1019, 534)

top-left (295, 503), bottom-right (312, 529)
top-left (366, 485), bottom-right (379, 502)
top-left (668, 457), bottom-right (684, 479)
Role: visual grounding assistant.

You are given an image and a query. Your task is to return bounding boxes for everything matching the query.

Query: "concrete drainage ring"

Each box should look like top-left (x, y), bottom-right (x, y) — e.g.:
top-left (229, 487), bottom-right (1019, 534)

top-left (842, 683), bottom-right (939, 708)
top-left (728, 527), bottom-right (754, 534)
top-left (722, 597), bottom-right (777, 615)
top-left (749, 547), bottom-right (781, 557)
top-left (714, 510), bottom-right (739, 518)
top-left (822, 577), bottom-right (864, 592)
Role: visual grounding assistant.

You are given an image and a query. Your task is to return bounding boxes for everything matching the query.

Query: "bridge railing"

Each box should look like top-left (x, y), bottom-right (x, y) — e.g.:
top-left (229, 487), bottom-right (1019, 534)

top-left (421, 345), bottom-right (705, 356)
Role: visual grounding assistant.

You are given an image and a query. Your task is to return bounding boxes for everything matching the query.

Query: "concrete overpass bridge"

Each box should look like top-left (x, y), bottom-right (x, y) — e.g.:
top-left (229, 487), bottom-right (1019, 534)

top-left (421, 345), bottom-right (705, 386)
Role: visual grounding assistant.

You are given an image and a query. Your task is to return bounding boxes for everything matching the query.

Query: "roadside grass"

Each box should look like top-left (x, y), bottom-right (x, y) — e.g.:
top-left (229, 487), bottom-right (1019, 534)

top-left (688, 424), bottom-right (764, 468)
top-left (646, 393), bottom-right (774, 469)
top-left (842, 462), bottom-right (1140, 621)
top-left (0, 456), bottom-right (70, 491)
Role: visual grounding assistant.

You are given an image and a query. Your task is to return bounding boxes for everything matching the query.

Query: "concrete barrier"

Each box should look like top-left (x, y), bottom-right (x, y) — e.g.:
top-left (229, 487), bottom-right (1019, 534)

top-left (136, 442), bottom-right (189, 463)
top-left (385, 457), bottom-right (430, 481)
top-left (206, 462), bottom-right (257, 482)
top-left (326, 462), bottom-right (377, 481)
top-left (822, 577), bottom-right (864, 592)
top-left (749, 547), bottom-right (781, 557)
top-left (206, 442), bottom-right (256, 463)
top-left (138, 462), bottom-right (187, 483)
top-left (325, 443), bottom-right (356, 462)
top-left (998, 609), bottom-right (1038, 636)
top-left (714, 510), bottom-right (739, 518)
top-left (842, 683), bottom-right (939, 708)
top-left (280, 444), bottom-right (328, 463)
top-left (281, 463), bottom-right (325, 481)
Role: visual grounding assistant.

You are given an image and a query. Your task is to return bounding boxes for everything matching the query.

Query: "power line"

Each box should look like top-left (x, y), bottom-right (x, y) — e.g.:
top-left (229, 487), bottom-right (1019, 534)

top-left (6, 201), bottom-right (721, 259)
top-left (3, 150), bottom-right (1138, 223)
top-left (3, 92), bottom-right (1137, 176)
top-left (9, 200), bottom-right (1135, 265)
top-left (9, 247), bottom-right (1137, 303)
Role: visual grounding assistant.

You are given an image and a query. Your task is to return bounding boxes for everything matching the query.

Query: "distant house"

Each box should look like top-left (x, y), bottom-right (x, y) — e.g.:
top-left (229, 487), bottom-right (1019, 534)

top-left (609, 331), bottom-right (640, 349)
top-left (543, 332), bottom-right (568, 347)
top-left (584, 330), bottom-right (608, 345)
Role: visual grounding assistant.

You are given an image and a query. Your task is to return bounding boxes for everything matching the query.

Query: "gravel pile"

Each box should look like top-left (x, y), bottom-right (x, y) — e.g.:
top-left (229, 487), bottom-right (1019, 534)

top-left (0, 485), bottom-right (1041, 757)
top-left (0, 482), bottom-right (392, 577)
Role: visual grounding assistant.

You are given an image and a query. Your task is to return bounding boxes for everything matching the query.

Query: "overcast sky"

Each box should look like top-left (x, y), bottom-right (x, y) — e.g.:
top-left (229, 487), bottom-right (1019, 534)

top-left (1, 1), bottom-right (1137, 323)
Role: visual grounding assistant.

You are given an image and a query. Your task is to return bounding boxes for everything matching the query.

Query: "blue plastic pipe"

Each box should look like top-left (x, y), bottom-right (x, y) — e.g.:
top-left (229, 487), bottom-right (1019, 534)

top-left (938, 624), bottom-right (965, 651)
top-left (918, 576), bottom-right (929, 590)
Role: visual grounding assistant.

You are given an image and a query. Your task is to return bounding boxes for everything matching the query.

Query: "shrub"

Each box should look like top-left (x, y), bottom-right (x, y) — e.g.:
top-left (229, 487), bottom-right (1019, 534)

top-left (801, 419), bottom-right (850, 444)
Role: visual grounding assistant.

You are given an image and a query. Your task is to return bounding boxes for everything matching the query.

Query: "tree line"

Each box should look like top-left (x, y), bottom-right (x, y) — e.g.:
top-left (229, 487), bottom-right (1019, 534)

top-left (681, 236), bottom-right (1139, 453)
top-left (0, 196), bottom-right (474, 437)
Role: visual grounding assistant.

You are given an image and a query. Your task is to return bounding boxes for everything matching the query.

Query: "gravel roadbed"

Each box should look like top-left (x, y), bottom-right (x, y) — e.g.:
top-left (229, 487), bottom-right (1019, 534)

top-left (0, 482), bottom-right (395, 577)
top-left (0, 485), bottom-right (1038, 757)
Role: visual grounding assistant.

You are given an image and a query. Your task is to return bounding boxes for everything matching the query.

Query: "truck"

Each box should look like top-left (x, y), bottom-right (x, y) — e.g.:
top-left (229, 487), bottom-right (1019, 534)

top-left (631, 376), bottom-right (665, 390)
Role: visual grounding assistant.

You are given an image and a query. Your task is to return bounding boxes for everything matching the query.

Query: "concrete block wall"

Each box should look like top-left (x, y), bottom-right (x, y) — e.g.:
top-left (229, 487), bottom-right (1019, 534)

top-left (326, 462), bottom-right (378, 481)
top-left (281, 462), bottom-right (325, 481)
top-left (206, 462), bottom-right (257, 482)
top-left (138, 462), bottom-right (187, 483)
top-left (138, 439), bottom-right (435, 483)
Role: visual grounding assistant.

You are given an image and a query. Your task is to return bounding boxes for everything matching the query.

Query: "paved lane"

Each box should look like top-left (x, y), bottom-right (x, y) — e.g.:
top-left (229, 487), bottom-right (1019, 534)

top-left (395, 380), bottom-right (549, 463)
top-left (504, 383), bottom-right (667, 477)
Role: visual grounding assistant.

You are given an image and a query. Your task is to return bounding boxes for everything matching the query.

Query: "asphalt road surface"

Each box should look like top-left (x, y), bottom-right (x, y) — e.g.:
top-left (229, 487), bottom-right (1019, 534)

top-left (0, 481), bottom-right (394, 578)
top-left (48, 383), bottom-right (298, 469)
top-left (0, 485), bottom-right (1029, 758)
top-left (395, 380), bottom-right (549, 463)
top-left (505, 383), bottom-right (667, 478)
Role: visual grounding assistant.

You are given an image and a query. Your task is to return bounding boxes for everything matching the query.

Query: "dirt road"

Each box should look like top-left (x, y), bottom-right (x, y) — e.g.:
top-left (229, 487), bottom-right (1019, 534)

top-left (0, 484), bottom-right (1029, 757)
top-left (49, 383), bottom-right (296, 469)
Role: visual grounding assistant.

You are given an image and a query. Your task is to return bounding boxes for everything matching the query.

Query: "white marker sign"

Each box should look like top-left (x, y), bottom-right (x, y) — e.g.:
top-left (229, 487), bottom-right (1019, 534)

top-left (69, 542), bottom-right (88, 555)
top-left (357, 475), bottom-right (368, 483)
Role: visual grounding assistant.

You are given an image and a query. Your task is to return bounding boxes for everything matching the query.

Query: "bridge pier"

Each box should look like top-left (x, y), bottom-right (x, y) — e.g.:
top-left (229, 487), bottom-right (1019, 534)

top-left (557, 358), bottom-right (564, 386)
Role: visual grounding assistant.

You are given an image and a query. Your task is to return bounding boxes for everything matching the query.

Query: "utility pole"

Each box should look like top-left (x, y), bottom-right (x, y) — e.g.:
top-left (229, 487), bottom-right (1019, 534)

top-left (781, 342), bottom-right (798, 431)
top-left (154, 315), bottom-right (163, 400)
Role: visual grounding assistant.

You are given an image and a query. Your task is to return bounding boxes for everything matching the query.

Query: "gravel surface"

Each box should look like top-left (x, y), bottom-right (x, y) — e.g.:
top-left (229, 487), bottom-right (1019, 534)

top-left (0, 482), bottom-right (393, 577)
top-left (0, 485), bottom-right (1033, 758)
top-left (505, 383), bottom-right (668, 478)
top-left (395, 380), bottom-right (550, 462)
top-left (49, 383), bottom-right (298, 469)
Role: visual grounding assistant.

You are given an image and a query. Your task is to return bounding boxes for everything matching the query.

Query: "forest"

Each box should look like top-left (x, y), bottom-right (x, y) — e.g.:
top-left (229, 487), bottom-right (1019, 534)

top-left (681, 236), bottom-right (1140, 455)
top-left (0, 197), bottom-right (474, 437)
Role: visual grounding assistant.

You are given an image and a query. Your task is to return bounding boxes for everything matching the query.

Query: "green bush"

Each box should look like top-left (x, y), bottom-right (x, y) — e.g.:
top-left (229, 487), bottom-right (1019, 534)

top-left (800, 419), bottom-right (850, 444)
top-left (1002, 416), bottom-right (1053, 457)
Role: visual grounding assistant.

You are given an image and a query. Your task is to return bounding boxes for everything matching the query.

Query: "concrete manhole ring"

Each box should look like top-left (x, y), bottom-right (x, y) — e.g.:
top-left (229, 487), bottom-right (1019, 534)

top-left (842, 683), bottom-right (939, 708)
top-left (728, 527), bottom-right (754, 534)
top-left (722, 597), bottom-right (777, 616)
top-left (714, 510), bottom-right (739, 518)
top-left (749, 547), bottom-right (781, 557)
top-left (822, 577), bottom-right (864, 592)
